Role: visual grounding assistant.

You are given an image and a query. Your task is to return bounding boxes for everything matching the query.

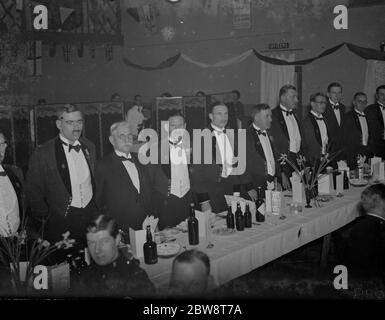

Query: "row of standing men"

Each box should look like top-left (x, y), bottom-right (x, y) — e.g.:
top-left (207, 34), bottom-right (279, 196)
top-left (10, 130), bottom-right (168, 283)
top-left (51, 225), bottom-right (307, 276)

top-left (2, 83), bottom-right (384, 249)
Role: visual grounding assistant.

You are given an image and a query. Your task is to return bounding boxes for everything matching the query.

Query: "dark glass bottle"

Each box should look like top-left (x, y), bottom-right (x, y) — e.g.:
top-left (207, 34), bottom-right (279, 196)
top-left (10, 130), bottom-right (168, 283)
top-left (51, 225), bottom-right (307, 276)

top-left (188, 203), bottom-right (199, 245)
top-left (226, 205), bottom-right (235, 229)
top-left (343, 170), bottom-right (349, 190)
top-left (143, 225), bottom-right (158, 264)
top-left (235, 202), bottom-right (244, 231)
top-left (255, 187), bottom-right (265, 222)
top-left (244, 203), bottom-right (252, 228)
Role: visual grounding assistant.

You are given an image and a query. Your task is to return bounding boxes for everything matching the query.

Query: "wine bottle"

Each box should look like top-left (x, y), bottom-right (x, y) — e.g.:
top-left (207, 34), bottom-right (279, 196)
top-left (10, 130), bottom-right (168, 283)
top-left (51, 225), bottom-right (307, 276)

top-left (343, 170), bottom-right (349, 190)
top-left (226, 205), bottom-right (235, 229)
top-left (188, 203), bottom-right (199, 245)
top-left (255, 187), bottom-right (265, 222)
top-left (143, 225), bottom-right (158, 264)
top-left (235, 202), bottom-right (244, 231)
top-left (244, 203), bottom-right (252, 228)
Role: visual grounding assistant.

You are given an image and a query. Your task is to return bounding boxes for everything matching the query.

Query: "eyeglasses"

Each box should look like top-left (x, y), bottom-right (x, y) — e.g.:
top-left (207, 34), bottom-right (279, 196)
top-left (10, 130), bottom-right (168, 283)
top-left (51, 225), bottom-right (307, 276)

top-left (117, 134), bottom-right (133, 141)
top-left (315, 101), bottom-right (327, 105)
top-left (0, 142), bottom-right (7, 147)
top-left (61, 119), bottom-right (84, 126)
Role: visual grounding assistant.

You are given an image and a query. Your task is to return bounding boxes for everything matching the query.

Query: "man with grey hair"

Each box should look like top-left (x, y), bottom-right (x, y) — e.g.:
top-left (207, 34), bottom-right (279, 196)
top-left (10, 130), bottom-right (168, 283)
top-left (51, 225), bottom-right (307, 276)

top-left (95, 121), bottom-right (155, 234)
top-left (26, 104), bottom-right (97, 247)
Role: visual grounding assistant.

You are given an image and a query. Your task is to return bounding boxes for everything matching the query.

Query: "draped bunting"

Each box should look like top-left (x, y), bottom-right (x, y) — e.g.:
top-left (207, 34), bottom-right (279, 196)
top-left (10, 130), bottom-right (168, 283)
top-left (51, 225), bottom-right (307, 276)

top-left (121, 42), bottom-right (385, 71)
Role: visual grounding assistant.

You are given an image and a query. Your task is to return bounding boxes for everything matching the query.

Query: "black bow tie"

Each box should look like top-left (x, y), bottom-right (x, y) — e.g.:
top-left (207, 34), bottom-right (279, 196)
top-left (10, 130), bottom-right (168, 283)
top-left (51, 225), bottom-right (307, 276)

top-left (0, 171), bottom-right (7, 177)
top-left (61, 140), bottom-right (82, 153)
top-left (281, 108), bottom-right (293, 116)
top-left (118, 156), bottom-right (134, 162)
top-left (355, 112), bottom-right (366, 118)
top-left (256, 129), bottom-right (267, 136)
top-left (333, 105), bottom-right (340, 110)
top-left (314, 116), bottom-right (324, 121)
top-left (169, 138), bottom-right (182, 146)
top-left (380, 104), bottom-right (385, 110)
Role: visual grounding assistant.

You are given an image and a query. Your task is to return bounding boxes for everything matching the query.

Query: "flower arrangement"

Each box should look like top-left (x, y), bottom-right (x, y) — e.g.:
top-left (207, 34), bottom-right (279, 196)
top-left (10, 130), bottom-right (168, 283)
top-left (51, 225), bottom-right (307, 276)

top-left (279, 151), bottom-right (341, 207)
top-left (0, 217), bottom-right (75, 293)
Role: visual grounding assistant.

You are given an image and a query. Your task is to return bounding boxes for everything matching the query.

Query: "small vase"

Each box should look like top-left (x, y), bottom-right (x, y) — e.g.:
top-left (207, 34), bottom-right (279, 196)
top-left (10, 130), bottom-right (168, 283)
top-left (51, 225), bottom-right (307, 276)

top-left (305, 188), bottom-right (312, 208)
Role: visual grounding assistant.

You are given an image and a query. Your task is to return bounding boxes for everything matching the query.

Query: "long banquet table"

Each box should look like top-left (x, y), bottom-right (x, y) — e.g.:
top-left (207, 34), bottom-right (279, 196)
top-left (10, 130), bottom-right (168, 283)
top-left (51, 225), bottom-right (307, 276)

top-left (141, 186), bottom-right (364, 289)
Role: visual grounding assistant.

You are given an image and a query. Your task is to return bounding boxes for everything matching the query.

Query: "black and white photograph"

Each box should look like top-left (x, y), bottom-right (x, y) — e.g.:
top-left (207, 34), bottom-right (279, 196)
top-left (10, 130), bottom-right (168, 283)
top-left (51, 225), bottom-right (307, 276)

top-left (0, 0), bottom-right (385, 309)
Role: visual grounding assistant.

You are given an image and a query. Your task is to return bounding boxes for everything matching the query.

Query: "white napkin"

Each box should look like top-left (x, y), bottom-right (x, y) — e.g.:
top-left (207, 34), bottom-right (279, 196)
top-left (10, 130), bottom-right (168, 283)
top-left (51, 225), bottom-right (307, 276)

top-left (142, 215), bottom-right (159, 233)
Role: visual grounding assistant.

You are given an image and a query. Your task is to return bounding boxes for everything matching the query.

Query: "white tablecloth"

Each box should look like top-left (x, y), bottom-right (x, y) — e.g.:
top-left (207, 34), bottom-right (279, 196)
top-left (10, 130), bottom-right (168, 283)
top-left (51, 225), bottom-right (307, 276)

top-left (141, 187), bottom-right (364, 289)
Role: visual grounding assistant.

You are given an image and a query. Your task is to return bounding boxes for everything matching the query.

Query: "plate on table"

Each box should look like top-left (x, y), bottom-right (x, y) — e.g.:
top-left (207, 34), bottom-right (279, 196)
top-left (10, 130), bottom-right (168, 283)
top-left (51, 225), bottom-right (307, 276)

top-left (349, 178), bottom-right (368, 187)
top-left (212, 226), bottom-right (236, 236)
top-left (157, 243), bottom-right (181, 258)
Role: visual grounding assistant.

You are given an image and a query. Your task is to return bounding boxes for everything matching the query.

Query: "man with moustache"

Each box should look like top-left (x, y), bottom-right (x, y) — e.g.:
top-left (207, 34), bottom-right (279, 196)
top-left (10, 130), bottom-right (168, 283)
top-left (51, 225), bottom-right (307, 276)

top-left (365, 85), bottom-right (385, 159)
top-left (302, 93), bottom-right (332, 164)
top-left (26, 104), bottom-right (97, 247)
top-left (148, 113), bottom-right (192, 230)
top-left (342, 92), bottom-right (373, 169)
top-left (270, 85), bottom-right (303, 177)
top-left (191, 102), bottom-right (238, 213)
top-left (324, 82), bottom-right (346, 157)
top-left (0, 131), bottom-right (24, 236)
top-left (95, 121), bottom-right (155, 234)
top-left (240, 104), bottom-right (289, 201)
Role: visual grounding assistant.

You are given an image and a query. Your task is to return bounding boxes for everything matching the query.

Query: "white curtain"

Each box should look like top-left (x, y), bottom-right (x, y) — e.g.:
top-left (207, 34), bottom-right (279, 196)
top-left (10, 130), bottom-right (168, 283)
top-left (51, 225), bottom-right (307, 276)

top-left (260, 54), bottom-right (295, 109)
top-left (364, 60), bottom-right (385, 104)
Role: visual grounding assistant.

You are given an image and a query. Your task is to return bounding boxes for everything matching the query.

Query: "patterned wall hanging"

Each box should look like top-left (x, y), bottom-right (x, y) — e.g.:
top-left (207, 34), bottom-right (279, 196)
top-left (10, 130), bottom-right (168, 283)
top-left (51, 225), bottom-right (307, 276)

top-left (26, 40), bottom-right (42, 76)
top-left (105, 43), bottom-right (113, 61)
top-left (62, 44), bottom-right (72, 63)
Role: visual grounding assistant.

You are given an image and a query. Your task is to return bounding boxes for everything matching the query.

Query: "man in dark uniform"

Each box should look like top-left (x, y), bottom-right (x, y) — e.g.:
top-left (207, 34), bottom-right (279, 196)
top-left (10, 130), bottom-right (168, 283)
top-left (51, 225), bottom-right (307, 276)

top-left (76, 214), bottom-right (155, 297)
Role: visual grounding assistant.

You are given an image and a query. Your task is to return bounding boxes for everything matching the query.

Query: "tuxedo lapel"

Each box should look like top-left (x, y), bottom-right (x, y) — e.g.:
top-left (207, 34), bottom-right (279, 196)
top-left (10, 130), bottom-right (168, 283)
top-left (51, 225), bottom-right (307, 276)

top-left (353, 112), bottom-right (363, 142)
top-left (112, 152), bottom-right (139, 195)
top-left (54, 137), bottom-right (71, 195)
top-left (377, 104), bottom-right (384, 129)
top-left (249, 127), bottom-right (266, 161)
top-left (309, 114), bottom-right (322, 147)
top-left (277, 108), bottom-right (290, 140)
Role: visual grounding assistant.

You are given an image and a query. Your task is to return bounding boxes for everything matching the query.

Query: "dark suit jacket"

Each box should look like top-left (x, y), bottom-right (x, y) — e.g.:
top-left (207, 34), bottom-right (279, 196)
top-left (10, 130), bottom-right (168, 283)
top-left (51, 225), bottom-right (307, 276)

top-left (365, 103), bottom-right (385, 159)
top-left (240, 126), bottom-right (281, 194)
top-left (324, 101), bottom-right (346, 156)
top-left (342, 111), bottom-right (373, 169)
top-left (270, 107), bottom-right (303, 156)
top-left (2, 164), bottom-right (25, 213)
top-left (190, 126), bottom-right (240, 213)
top-left (26, 136), bottom-right (96, 218)
top-left (302, 112), bottom-right (332, 164)
top-left (95, 152), bottom-right (155, 231)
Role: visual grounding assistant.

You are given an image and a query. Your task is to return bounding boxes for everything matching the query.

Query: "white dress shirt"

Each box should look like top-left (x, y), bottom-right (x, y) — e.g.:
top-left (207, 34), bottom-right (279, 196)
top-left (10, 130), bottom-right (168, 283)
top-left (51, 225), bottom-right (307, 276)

top-left (115, 150), bottom-right (140, 193)
top-left (60, 135), bottom-right (92, 208)
top-left (329, 99), bottom-right (341, 126)
top-left (280, 104), bottom-right (301, 153)
top-left (378, 101), bottom-right (385, 140)
top-left (252, 123), bottom-right (275, 176)
top-left (354, 109), bottom-right (368, 146)
top-left (169, 140), bottom-right (190, 198)
top-left (211, 124), bottom-right (234, 178)
top-left (0, 164), bottom-right (20, 236)
top-left (310, 110), bottom-right (328, 155)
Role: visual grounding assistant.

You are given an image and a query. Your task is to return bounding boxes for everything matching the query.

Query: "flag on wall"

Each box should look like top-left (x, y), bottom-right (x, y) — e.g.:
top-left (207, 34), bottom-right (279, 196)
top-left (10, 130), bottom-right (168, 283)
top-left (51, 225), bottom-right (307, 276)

top-left (233, 0), bottom-right (251, 29)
